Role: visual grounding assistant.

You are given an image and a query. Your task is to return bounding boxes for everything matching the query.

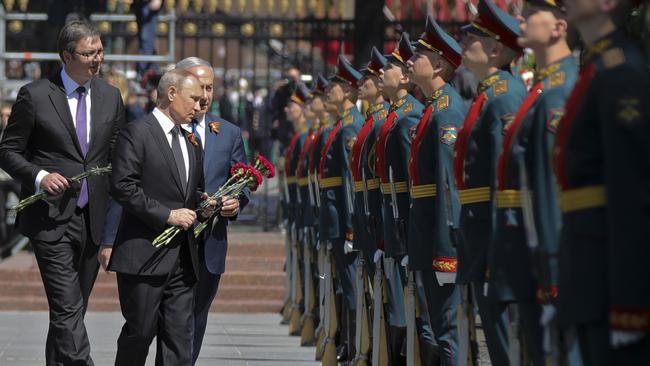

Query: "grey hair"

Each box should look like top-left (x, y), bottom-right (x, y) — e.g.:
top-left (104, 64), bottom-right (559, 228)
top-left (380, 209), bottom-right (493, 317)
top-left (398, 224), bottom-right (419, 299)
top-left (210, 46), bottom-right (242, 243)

top-left (175, 57), bottom-right (211, 70)
top-left (156, 69), bottom-right (197, 105)
top-left (57, 21), bottom-right (101, 62)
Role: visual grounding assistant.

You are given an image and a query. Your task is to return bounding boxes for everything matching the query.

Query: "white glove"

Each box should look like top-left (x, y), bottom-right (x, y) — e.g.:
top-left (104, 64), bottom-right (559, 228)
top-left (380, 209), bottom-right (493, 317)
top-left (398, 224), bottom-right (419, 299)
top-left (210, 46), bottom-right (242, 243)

top-left (344, 240), bottom-right (354, 254)
top-left (611, 330), bottom-right (645, 348)
top-left (540, 304), bottom-right (556, 327)
top-left (435, 272), bottom-right (456, 285)
top-left (400, 255), bottom-right (409, 267)
top-left (373, 249), bottom-right (384, 263)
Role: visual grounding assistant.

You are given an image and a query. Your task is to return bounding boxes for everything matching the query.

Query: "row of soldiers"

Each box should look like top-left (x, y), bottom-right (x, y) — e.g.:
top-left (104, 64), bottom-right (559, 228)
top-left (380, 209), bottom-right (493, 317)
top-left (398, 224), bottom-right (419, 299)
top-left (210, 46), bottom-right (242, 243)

top-left (280, 0), bottom-right (649, 365)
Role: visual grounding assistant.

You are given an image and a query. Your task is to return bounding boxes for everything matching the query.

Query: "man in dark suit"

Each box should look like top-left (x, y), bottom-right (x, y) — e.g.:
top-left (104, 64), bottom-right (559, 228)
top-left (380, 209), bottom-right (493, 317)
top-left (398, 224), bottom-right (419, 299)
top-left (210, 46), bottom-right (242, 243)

top-left (108, 69), bottom-right (216, 366)
top-left (0, 21), bottom-right (125, 366)
top-left (175, 57), bottom-right (248, 364)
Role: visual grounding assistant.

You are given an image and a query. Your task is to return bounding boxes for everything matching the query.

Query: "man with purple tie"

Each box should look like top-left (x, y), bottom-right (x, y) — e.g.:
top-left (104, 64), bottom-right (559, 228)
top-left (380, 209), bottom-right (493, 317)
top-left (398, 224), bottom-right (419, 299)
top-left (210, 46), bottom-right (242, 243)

top-left (0, 21), bottom-right (125, 365)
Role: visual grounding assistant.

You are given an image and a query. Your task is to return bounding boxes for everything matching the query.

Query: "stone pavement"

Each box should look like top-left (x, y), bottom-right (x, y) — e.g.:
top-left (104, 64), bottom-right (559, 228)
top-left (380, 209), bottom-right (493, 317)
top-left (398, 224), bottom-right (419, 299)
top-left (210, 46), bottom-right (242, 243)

top-left (0, 311), bottom-right (319, 366)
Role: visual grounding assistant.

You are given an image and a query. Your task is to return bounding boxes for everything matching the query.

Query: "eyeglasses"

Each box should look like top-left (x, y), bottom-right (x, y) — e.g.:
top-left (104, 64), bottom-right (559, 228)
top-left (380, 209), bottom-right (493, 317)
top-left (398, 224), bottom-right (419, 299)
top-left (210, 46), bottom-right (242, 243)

top-left (74, 49), bottom-right (104, 60)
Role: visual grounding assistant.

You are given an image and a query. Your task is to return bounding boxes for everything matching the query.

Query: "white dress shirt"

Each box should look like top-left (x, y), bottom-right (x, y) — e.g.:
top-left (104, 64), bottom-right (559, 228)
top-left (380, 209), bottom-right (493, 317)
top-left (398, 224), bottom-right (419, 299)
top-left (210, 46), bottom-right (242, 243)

top-left (34, 68), bottom-right (93, 191)
top-left (182, 114), bottom-right (206, 149)
top-left (152, 108), bottom-right (190, 181)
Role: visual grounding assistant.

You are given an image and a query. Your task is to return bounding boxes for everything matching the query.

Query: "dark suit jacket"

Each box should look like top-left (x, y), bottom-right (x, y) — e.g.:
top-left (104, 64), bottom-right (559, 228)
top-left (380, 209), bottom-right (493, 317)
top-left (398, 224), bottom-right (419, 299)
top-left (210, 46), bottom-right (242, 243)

top-left (107, 113), bottom-right (203, 277)
top-left (201, 112), bottom-right (248, 274)
top-left (0, 71), bottom-right (125, 243)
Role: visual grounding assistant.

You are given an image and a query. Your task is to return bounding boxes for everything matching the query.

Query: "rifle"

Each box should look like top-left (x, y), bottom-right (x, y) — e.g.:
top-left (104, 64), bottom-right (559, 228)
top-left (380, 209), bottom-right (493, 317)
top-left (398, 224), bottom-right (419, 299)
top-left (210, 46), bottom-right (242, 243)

top-left (307, 173), bottom-right (315, 207)
top-left (281, 172), bottom-right (293, 324)
top-left (519, 161), bottom-right (561, 365)
top-left (508, 304), bottom-right (522, 366)
top-left (442, 168), bottom-right (475, 366)
top-left (389, 167), bottom-right (420, 366)
top-left (352, 255), bottom-right (371, 366)
top-left (300, 227), bottom-right (317, 346)
top-left (352, 170), bottom-right (373, 365)
top-left (362, 170), bottom-right (370, 217)
top-left (345, 173), bottom-right (355, 215)
top-left (314, 234), bottom-right (327, 360)
top-left (405, 268), bottom-right (423, 366)
top-left (457, 284), bottom-right (477, 366)
top-left (288, 223), bottom-right (303, 335)
top-left (319, 242), bottom-right (338, 365)
top-left (371, 256), bottom-right (390, 366)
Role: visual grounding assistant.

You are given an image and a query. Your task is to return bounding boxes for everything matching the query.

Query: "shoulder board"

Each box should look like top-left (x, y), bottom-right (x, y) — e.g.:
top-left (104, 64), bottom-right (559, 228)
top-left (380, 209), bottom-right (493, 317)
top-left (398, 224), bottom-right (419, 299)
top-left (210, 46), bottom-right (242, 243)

top-left (493, 80), bottom-right (508, 97)
top-left (436, 95), bottom-right (449, 111)
top-left (378, 109), bottom-right (389, 120)
top-left (393, 97), bottom-right (407, 110)
top-left (602, 48), bottom-right (626, 69)
top-left (402, 102), bottom-right (413, 114)
top-left (478, 74), bottom-right (501, 92)
top-left (548, 71), bottom-right (566, 89)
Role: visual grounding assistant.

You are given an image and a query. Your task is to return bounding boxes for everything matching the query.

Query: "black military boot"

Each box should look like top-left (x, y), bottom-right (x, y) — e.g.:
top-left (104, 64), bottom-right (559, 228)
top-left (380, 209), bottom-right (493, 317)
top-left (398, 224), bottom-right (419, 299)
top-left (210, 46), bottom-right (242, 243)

top-left (347, 312), bottom-right (357, 363)
top-left (420, 341), bottom-right (442, 366)
top-left (389, 325), bottom-right (407, 366)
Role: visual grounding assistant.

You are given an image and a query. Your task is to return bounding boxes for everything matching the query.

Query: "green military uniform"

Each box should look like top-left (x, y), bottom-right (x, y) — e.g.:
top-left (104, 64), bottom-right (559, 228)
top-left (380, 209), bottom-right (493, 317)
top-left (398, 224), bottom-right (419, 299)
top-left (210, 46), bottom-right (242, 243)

top-left (289, 83), bottom-right (313, 234)
top-left (524, 56), bottom-right (578, 303)
top-left (318, 56), bottom-right (364, 361)
top-left (554, 30), bottom-right (650, 365)
top-left (454, 68), bottom-right (526, 365)
top-left (284, 133), bottom-right (300, 225)
top-left (350, 65), bottom-right (389, 274)
top-left (410, 16), bottom-right (467, 364)
top-left (320, 104), bottom-right (363, 287)
top-left (373, 34), bottom-right (422, 362)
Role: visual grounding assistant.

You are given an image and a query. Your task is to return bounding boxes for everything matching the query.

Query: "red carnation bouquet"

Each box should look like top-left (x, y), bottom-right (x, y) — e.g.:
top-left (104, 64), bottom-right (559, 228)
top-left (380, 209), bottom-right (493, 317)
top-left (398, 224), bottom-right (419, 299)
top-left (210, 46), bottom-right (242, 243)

top-left (152, 155), bottom-right (275, 247)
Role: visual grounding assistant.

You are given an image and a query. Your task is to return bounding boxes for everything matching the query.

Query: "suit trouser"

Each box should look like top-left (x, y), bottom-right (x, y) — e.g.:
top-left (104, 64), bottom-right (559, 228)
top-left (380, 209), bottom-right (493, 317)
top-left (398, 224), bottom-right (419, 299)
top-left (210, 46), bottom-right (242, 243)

top-left (115, 245), bottom-right (196, 366)
top-left (421, 270), bottom-right (460, 366)
top-left (471, 281), bottom-right (509, 366)
top-left (32, 207), bottom-right (99, 366)
top-left (191, 249), bottom-right (222, 364)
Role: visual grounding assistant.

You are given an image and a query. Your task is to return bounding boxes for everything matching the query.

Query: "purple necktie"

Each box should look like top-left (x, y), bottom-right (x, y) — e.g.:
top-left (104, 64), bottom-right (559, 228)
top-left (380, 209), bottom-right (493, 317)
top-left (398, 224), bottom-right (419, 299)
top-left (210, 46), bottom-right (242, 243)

top-left (76, 86), bottom-right (88, 208)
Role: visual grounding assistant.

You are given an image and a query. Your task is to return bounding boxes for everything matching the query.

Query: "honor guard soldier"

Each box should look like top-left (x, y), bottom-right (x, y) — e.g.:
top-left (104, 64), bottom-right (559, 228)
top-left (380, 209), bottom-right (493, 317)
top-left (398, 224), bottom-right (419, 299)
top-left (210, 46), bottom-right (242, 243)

top-left (349, 46), bottom-right (390, 365)
top-left (294, 83), bottom-right (321, 346)
top-left (281, 80), bottom-right (301, 325)
top-left (407, 15), bottom-right (468, 365)
top-left (286, 82), bottom-right (313, 335)
top-left (320, 55), bottom-right (364, 364)
top-left (554, 0), bottom-right (650, 364)
top-left (309, 74), bottom-right (337, 361)
top-left (484, 0), bottom-right (560, 365)
top-left (453, 0), bottom-right (528, 363)
top-left (517, 0), bottom-right (580, 364)
top-left (376, 32), bottom-right (434, 365)
top-left (351, 48), bottom-right (390, 279)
